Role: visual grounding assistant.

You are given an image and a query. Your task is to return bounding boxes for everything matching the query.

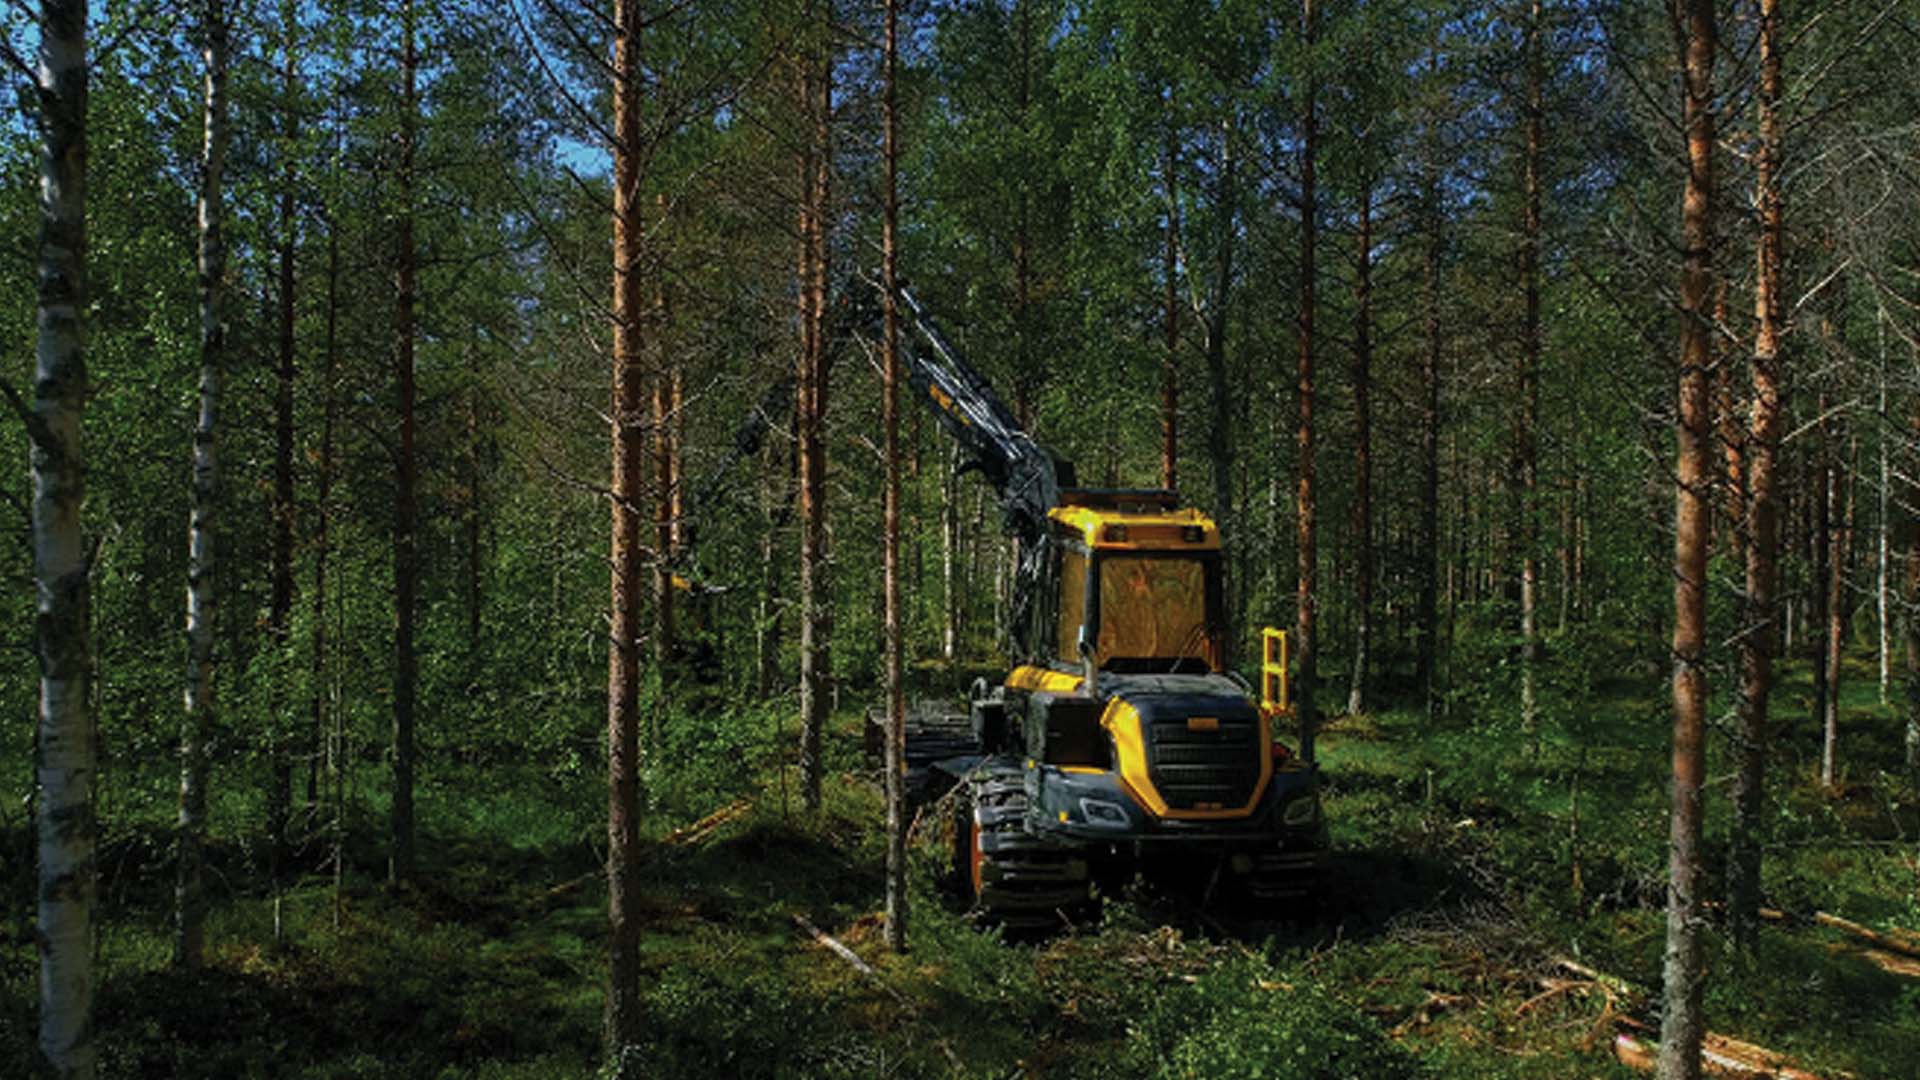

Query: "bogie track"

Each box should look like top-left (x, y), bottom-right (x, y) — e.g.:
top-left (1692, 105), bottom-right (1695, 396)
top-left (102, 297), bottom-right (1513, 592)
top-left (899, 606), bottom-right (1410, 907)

top-left (951, 763), bottom-right (1096, 930)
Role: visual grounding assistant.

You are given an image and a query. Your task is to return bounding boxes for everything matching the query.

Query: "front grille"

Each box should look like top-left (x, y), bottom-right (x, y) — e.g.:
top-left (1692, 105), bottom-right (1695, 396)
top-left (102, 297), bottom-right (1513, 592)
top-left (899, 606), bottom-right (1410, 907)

top-left (1145, 717), bottom-right (1260, 810)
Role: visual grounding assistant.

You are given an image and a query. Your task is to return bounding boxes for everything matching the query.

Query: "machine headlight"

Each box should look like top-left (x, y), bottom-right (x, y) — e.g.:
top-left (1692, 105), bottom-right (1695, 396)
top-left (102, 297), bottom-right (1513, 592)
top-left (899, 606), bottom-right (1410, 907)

top-left (1079, 798), bottom-right (1130, 828)
top-left (1282, 794), bottom-right (1320, 827)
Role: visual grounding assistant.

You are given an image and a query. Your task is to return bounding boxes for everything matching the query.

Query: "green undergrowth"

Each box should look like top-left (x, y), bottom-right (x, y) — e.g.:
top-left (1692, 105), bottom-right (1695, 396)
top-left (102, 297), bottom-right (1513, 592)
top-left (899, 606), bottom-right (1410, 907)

top-left (6, 645), bottom-right (1920, 1077)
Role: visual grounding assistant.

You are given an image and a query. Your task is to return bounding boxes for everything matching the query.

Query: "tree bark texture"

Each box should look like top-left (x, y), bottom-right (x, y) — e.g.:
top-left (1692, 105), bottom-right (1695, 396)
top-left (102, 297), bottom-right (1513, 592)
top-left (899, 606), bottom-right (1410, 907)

top-left (606, 0), bottom-right (647, 1061)
top-left (176, 0), bottom-right (229, 972)
top-left (389, 0), bottom-right (420, 886)
top-left (33, 1), bottom-right (92, 1075)
top-left (1658, 2), bottom-right (1714, 1076)
top-left (1295, 0), bottom-right (1320, 761)
top-left (1729, 0), bottom-right (1785, 949)
top-left (796, 5), bottom-right (833, 812)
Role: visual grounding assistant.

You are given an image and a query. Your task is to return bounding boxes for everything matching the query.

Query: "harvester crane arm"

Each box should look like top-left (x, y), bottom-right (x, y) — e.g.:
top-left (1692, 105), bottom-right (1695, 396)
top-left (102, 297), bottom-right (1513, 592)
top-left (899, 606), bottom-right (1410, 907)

top-left (882, 284), bottom-right (1075, 658)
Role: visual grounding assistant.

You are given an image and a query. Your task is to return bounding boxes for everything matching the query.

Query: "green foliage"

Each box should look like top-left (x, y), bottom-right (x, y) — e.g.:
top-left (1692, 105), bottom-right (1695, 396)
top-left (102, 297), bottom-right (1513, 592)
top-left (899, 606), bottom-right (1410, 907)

top-left (1120, 956), bottom-right (1424, 1080)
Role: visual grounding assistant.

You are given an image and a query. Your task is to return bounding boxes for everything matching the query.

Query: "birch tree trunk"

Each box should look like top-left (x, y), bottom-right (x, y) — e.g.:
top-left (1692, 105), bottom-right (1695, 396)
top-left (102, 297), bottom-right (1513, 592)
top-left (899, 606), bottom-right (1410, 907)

top-left (1823, 434), bottom-right (1857, 789)
top-left (606, 0), bottom-right (647, 1062)
top-left (1517, 0), bottom-right (1544, 750)
top-left (1659, 1), bottom-right (1715, 1074)
top-left (1347, 179), bottom-right (1374, 716)
top-left (268, 0), bottom-right (300, 872)
top-left (176, 0), bottom-right (230, 972)
top-left (881, 0), bottom-right (907, 952)
top-left (1729, 0), bottom-right (1786, 949)
top-left (32, 1), bottom-right (92, 1075)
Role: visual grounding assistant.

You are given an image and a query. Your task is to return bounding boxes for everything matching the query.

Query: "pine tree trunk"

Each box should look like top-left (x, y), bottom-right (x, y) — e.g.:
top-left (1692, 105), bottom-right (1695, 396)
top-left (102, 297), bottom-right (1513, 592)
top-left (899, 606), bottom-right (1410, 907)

top-left (1295, 0), bottom-right (1319, 760)
top-left (267, 0), bottom-right (299, 874)
top-left (1659, 2), bottom-right (1715, 1075)
top-left (796, 8), bottom-right (833, 812)
top-left (177, 0), bottom-right (229, 971)
top-left (1729, 0), bottom-right (1785, 949)
top-left (1205, 122), bottom-right (1237, 669)
top-left (1347, 181), bottom-right (1374, 716)
top-left (1517, 0), bottom-right (1544, 748)
top-left (881, 0), bottom-right (907, 952)
top-left (389, 0), bottom-right (419, 886)
top-left (33, 1), bottom-right (93, 1074)
top-left (606, 0), bottom-right (647, 1062)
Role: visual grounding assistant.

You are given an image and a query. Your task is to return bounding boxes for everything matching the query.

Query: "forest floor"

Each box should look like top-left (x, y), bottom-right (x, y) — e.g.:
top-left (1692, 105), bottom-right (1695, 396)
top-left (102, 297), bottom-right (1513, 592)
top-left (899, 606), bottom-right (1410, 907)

top-left (5, 648), bottom-right (1920, 1078)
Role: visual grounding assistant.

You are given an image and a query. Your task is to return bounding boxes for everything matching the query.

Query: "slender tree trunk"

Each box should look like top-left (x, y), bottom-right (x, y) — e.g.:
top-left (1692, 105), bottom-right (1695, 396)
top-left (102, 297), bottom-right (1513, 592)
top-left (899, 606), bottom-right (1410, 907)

top-left (1161, 124), bottom-right (1180, 492)
top-left (1659, 2), bottom-right (1715, 1075)
top-left (1417, 141), bottom-right (1443, 721)
top-left (1517, 0), bottom-right (1544, 748)
top-left (176, 0), bottom-right (229, 972)
top-left (267, 0), bottom-right (299, 875)
top-left (388, 0), bottom-right (420, 887)
top-left (606, 0), bottom-right (647, 1061)
top-left (32, 1), bottom-right (93, 1074)
top-left (1295, 0), bottom-right (1320, 760)
top-left (942, 444), bottom-right (958, 662)
top-left (1811, 416), bottom-right (1831, 744)
top-left (1348, 180), bottom-right (1374, 716)
top-left (1823, 433), bottom-right (1856, 788)
top-left (1905, 388), bottom-right (1920, 779)
top-left (881, 0), bottom-right (907, 951)
top-left (1877, 329), bottom-right (1889, 705)
top-left (315, 219), bottom-right (340, 922)
top-left (1206, 122), bottom-right (1237, 668)
top-left (1730, 0), bottom-right (1785, 949)
top-left (797, 8), bottom-right (833, 811)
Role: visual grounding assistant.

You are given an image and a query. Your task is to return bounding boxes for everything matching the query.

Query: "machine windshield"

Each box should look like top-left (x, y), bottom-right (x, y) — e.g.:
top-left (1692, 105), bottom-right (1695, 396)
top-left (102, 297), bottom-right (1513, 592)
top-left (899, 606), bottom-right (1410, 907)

top-left (1056, 550), bottom-right (1215, 670)
top-left (1095, 555), bottom-right (1211, 668)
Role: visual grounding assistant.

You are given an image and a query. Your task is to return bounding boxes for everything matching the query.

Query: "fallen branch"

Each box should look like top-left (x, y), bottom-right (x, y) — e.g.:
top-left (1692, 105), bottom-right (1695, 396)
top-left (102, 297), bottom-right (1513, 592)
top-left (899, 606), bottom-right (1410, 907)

top-left (664, 799), bottom-right (751, 848)
top-left (1802, 909), bottom-right (1920, 962)
top-left (791, 913), bottom-right (966, 1073)
top-left (1612, 1016), bottom-right (1848, 1079)
top-left (793, 913), bottom-right (888, 988)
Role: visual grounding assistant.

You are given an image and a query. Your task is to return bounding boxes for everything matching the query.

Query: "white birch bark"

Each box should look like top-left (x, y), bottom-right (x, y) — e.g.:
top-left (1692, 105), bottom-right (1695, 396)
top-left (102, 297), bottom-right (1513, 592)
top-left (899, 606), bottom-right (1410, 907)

top-left (32, 0), bottom-right (94, 1075)
top-left (176, 0), bottom-right (229, 969)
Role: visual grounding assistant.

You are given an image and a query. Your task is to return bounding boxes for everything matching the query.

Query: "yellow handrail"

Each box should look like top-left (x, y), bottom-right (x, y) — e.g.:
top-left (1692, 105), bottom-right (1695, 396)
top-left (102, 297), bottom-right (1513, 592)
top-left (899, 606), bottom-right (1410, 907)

top-left (1260, 627), bottom-right (1290, 718)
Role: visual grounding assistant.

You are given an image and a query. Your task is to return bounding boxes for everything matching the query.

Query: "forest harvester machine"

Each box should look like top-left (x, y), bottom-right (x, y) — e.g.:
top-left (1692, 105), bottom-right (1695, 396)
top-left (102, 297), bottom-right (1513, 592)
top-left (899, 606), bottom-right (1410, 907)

top-left (885, 286), bottom-right (1329, 926)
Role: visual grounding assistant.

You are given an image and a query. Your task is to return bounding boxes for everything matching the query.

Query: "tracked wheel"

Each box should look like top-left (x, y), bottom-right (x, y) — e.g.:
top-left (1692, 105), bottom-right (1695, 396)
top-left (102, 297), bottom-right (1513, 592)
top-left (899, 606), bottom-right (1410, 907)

top-left (951, 763), bottom-right (1094, 930)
